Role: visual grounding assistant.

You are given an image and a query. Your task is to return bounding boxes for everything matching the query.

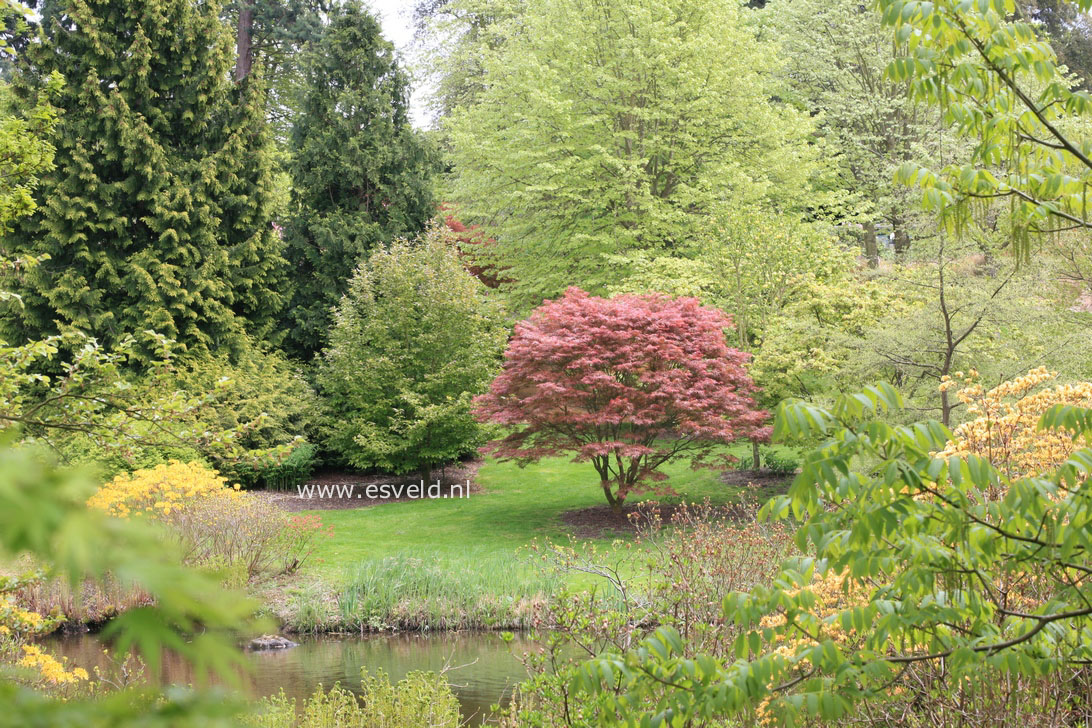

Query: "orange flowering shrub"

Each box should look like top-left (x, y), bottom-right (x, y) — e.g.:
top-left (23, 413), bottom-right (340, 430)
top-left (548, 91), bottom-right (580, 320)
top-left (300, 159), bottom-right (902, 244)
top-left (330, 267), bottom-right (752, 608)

top-left (758, 570), bottom-right (865, 656)
top-left (938, 367), bottom-right (1092, 482)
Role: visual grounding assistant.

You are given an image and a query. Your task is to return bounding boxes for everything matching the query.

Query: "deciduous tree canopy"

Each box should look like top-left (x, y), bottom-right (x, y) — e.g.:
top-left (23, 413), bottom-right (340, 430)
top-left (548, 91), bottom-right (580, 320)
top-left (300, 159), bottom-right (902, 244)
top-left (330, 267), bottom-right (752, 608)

top-left (444, 0), bottom-right (819, 310)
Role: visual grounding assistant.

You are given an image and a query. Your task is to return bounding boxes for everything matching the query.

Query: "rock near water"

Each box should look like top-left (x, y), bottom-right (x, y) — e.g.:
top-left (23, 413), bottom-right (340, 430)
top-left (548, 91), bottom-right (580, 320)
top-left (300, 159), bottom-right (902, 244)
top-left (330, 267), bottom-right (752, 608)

top-left (248, 635), bottom-right (299, 651)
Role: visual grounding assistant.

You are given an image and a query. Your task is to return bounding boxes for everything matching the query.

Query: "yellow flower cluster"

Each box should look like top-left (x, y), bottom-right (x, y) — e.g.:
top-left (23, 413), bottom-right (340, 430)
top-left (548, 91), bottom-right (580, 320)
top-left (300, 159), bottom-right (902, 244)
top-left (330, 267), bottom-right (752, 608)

top-left (759, 570), bottom-right (864, 658)
top-left (87, 460), bottom-right (239, 518)
top-left (18, 645), bottom-right (88, 684)
top-left (754, 571), bottom-right (895, 726)
top-left (938, 367), bottom-right (1092, 482)
top-left (0, 592), bottom-right (49, 637)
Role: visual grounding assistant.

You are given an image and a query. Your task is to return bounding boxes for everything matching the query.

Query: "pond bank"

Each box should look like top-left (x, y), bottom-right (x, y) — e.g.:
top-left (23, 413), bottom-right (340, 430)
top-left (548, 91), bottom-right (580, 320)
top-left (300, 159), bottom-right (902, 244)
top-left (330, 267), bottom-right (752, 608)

top-left (50, 631), bottom-right (536, 726)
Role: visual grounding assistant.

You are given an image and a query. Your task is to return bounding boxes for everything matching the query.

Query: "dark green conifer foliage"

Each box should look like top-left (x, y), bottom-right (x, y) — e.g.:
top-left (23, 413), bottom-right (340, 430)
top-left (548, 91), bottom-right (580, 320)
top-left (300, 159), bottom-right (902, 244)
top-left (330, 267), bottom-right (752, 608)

top-left (1, 0), bottom-right (285, 359)
top-left (281, 0), bottom-right (435, 359)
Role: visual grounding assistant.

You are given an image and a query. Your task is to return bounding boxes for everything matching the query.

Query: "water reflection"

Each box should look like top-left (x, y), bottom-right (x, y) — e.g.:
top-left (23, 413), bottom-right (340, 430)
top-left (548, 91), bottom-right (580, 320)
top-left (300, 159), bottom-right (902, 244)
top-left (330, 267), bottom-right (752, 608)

top-left (51, 631), bottom-right (536, 725)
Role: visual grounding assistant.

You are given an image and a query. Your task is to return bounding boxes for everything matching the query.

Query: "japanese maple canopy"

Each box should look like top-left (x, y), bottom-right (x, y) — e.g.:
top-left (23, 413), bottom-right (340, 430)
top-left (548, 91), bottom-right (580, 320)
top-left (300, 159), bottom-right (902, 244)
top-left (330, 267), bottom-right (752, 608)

top-left (474, 288), bottom-right (770, 463)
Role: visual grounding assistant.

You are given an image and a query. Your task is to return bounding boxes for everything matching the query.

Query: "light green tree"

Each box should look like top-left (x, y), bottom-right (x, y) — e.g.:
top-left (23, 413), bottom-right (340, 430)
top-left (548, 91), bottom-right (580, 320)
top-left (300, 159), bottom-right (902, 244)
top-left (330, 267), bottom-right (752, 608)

top-left (610, 207), bottom-right (846, 349)
top-left (412, 0), bottom-right (523, 122)
top-left (752, 234), bottom-right (1091, 421)
top-left (317, 226), bottom-right (508, 484)
top-left (765, 0), bottom-right (952, 261)
top-left (443, 0), bottom-right (819, 310)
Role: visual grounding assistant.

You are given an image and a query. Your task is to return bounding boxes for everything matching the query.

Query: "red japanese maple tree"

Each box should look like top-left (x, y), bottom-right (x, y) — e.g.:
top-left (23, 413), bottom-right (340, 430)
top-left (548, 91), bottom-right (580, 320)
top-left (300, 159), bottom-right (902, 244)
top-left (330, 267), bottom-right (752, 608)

top-left (473, 288), bottom-right (770, 510)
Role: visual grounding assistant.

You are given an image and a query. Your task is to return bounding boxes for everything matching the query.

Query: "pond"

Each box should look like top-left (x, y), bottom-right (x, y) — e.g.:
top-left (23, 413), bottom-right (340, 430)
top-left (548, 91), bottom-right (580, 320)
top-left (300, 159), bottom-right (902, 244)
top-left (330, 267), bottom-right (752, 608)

top-left (50, 631), bottom-right (537, 725)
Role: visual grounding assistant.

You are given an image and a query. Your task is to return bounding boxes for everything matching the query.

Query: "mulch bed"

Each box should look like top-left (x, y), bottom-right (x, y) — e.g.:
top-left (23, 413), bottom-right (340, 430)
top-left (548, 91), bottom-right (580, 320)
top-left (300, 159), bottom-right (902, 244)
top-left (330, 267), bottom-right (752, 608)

top-left (721, 468), bottom-right (794, 489)
top-left (559, 469), bottom-right (794, 539)
top-left (559, 504), bottom-right (684, 539)
top-left (257, 460), bottom-right (485, 512)
top-left (560, 502), bottom-right (759, 539)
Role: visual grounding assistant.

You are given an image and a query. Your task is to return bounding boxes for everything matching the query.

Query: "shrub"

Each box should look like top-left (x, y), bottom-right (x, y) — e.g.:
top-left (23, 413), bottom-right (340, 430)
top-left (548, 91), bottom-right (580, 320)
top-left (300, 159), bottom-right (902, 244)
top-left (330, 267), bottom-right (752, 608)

top-left (247, 669), bottom-right (461, 728)
top-left (88, 461), bottom-right (330, 579)
top-left (169, 343), bottom-right (320, 453)
top-left (761, 449), bottom-right (800, 475)
top-left (7, 330), bottom-right (312, 484)
top-left (736, 446), bottom-right (800, 474)
top-left (1, 575), bottom-right (94, 702)
top-left (170, 494), bottom-right (330, 579)
top-left (938, 367), bottom-right (1092, 481)
top-left (0, 575), bottom-right (61, 642)
top-left (474, 288), bottom-right (770, 510)
top-left (576, 384), bottom-right (1092, 726)
top-left (222, 441), bottom-right (319, 491)
top-left (86, 460), bottom-right (238, 518)
top-left (316, 226), bottom-right (508, 484)
top-left (501, 502), bottom-right (794, 727)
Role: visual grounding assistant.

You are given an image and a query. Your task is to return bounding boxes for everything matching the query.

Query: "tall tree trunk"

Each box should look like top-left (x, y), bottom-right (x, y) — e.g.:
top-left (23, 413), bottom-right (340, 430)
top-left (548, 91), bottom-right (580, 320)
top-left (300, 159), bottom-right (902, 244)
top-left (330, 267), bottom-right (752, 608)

top-left (752, 438), bottom-right (761, 470)
top-left (235, 3), bottom-right (255, 82)
top-left (862, 220), bottom-right (879, 268)
top-left (420, 463), bottom-right (432, 488)
top-left (893, 225), bottom-right (911, 258)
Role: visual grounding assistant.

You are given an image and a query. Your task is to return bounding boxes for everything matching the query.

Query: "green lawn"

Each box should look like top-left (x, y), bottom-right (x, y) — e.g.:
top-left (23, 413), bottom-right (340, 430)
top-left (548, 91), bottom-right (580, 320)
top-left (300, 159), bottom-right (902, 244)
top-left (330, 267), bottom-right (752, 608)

top-left (303, 445), bottom-right (795, 582)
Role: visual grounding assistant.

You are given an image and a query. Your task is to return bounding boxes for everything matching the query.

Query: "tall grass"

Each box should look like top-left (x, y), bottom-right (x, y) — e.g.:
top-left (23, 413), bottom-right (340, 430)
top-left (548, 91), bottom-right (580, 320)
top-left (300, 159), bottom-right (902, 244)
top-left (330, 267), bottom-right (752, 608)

top-left (288, 549), bottom-right (558, 632)
top-left (245, 669), bottom-right (460, 728)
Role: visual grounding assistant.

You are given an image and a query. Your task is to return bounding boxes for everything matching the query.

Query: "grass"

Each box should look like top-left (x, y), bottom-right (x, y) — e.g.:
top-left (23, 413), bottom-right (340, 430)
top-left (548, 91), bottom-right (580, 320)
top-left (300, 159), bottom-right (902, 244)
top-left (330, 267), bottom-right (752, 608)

top-left (280, 447), bottom-right (797, 631)
top-left (306, 445), bottom-right (788, 577)
top-left (317, 550), bottom-right (559, 631)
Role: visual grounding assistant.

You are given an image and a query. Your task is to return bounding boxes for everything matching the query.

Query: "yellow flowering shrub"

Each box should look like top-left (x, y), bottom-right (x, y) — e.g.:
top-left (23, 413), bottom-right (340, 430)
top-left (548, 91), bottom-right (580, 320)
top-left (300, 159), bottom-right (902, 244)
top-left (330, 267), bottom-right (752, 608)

top-left (1, 574), bottom-right (61, 656)
top-left (12, 644), bottom-right (95, 701)
top-left (0, 591), bottom-right (52, 638)
top-left (758, 570), bottom-right (864, 655)
top-left (87, 460), bottom-right (240, 518)
top-left (0, 576), bottom-right (90, 701)
top-left (938, 367), bottom-right (1092, 482)
top-left (87, 460), bottom-right (328, 580)
top-left (752, 570), bottom-right (871, 726)
top-left (18, 644), bottom-right (89, 685)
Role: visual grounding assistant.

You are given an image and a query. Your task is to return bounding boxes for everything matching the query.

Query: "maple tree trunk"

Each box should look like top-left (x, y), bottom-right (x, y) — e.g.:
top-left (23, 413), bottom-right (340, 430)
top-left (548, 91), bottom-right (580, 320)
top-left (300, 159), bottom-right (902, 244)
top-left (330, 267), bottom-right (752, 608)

top-left (752, 438), bottom-right (761, 470)
top-left (420, 463), bottom-right (432, 488)
top-left (235, 3), bottom-right (254, 82)
top-left (602, 481), bottom-right (623, 512)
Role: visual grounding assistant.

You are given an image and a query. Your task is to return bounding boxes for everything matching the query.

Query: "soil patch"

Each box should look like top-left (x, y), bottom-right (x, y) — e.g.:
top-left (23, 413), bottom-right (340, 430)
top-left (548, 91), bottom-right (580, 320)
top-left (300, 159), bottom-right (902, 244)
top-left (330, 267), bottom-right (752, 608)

top-left (722, 468), bottom-right (794, 501)
top-left (559, 504), bottom-right (669, 539)
top-left (256, 460), bottom-right (485, 512)
top-left (560, 502), bottom-right (752, 539)
top-left (560, 469), bottom-right (794, 539)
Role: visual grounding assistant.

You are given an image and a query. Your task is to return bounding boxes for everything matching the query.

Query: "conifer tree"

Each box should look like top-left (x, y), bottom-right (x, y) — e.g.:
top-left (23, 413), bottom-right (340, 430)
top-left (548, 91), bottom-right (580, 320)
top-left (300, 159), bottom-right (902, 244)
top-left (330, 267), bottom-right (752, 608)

top-left (280, 0), bottom-right (435, 359)
top-left (1, 0), bottom-right (285, 359)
